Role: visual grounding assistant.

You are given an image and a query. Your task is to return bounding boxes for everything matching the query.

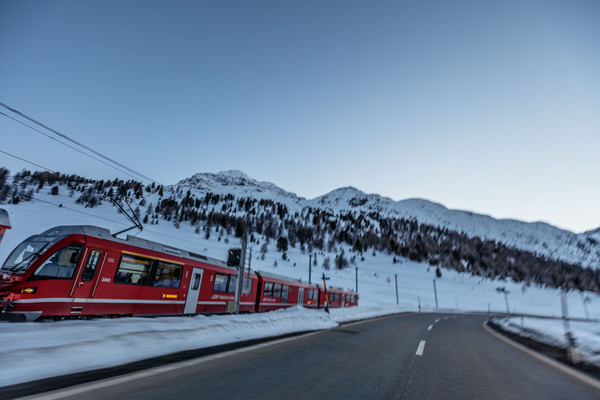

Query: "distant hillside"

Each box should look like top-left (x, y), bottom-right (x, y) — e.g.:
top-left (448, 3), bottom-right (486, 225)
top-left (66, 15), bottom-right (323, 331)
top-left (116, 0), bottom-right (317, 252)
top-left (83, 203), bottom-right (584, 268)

top-left (176, 170), bottom-right (600, 269)
top-left (1, 168), bottom-right (599, 293)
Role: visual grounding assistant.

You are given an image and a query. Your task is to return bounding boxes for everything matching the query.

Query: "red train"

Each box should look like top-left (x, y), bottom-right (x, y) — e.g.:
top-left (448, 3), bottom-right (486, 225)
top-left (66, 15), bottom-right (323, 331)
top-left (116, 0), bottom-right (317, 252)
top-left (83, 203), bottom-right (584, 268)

top-left (0, 225), bottom-right (358, 322)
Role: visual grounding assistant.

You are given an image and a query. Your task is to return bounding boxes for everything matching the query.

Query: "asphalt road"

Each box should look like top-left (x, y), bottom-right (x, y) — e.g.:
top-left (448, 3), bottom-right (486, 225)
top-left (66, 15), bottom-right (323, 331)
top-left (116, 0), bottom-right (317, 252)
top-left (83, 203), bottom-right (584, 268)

top-left (21, 313), bottom-right (600, 400)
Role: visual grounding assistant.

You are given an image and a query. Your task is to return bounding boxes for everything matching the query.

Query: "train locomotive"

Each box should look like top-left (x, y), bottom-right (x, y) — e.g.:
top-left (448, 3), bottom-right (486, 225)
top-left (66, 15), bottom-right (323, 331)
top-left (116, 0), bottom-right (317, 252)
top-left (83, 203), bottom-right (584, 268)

top-left (0, 225), bottom-right (358, 322)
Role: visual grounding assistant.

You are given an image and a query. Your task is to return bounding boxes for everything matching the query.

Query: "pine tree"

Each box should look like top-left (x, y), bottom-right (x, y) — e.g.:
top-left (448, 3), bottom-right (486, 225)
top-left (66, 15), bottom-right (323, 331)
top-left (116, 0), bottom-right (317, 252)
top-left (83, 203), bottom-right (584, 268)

top-left (276, 237), bottom-right (288, 252)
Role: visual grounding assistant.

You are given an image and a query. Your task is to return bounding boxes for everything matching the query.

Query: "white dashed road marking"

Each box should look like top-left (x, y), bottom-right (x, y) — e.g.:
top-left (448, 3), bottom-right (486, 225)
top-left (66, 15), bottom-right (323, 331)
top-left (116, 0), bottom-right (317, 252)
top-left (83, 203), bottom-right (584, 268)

top-left (416, 340), bottom-right (426, 356)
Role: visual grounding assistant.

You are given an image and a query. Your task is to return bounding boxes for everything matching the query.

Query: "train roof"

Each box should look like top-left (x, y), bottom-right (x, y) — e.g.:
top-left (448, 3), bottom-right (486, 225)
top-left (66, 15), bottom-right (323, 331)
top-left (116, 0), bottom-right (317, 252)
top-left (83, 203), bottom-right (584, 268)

top-left (39, 225), bottom-right (229, 269)
top-left (256, 269), bottom-right (354, 292)
top-left (256, 270), bottom-right (306, 284)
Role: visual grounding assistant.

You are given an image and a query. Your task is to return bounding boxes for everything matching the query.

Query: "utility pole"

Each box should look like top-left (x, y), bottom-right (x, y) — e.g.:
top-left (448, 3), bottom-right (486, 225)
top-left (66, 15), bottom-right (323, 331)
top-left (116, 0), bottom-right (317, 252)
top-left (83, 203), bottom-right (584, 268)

top-left (496, 287), bottom-right (510, 314)
top-left (395, 274), bottom-right (399, 305)
top-left (562, 291), bottom-right (581, 364)
top-left (561, 292), bottom-right (570, 334)
top-left (246, 246), bottom-right (252, 290)
top-left (581, 293), bottom-right (590, 320)
top-left (433, 279), bottom-right (438, 308)
top-left (322, 273), bottom-right (330, 314)
top-left (355, 267), bottom-right (358, 293)
top-left (247, 247), bottom-right (252, 272)
top-left (309, 253), bottom-right (312, 284)
top-left (234, 227), bottom-right (248, 314)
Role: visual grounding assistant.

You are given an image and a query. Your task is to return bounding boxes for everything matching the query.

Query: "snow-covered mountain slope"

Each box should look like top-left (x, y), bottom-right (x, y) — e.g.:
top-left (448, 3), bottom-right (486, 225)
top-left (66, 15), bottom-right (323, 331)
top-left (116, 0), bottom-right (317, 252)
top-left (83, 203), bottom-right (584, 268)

top-left (175, 170), bottom-right (304, 207)
top-left (172, 171), bottom-right (600, 268)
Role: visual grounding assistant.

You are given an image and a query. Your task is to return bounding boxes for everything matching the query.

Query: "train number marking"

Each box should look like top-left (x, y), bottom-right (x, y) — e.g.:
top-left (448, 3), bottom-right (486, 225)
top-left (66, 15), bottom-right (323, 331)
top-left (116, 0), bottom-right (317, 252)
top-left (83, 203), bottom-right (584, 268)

top-left (102, 277), bottom-right (111, 283)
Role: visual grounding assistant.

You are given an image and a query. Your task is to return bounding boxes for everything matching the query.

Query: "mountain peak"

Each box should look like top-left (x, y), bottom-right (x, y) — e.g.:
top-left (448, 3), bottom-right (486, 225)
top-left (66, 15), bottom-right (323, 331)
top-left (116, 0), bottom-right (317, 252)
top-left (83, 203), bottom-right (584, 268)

top-left (173, 171), bottom-right (304, 204)
top-left (214, 170), bottom-right (251, 182)
top-left (184, 170), bottom-right (252, 187)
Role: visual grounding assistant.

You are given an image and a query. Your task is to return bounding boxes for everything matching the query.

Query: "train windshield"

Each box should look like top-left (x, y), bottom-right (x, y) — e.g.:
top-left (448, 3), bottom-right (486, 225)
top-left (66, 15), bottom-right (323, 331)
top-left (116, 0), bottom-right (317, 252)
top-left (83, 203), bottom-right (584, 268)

top-left (1, 235), bottom-right (63, 274)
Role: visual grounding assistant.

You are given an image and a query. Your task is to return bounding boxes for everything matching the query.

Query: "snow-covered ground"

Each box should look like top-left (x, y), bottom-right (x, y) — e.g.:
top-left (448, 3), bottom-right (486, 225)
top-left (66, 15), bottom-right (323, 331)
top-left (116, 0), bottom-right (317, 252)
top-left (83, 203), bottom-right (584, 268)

top-left (493, 316), bottom-right (600, 367)
top-left (1, 188), bottom-right (599, 388)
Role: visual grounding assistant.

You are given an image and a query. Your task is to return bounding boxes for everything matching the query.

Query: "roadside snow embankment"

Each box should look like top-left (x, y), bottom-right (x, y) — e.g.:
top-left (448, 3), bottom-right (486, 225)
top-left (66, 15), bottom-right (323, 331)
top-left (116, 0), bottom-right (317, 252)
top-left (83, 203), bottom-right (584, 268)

top-left (492, 317), bottom-right (600, 367)
top-left (0, 306), bottom-right (402, 387)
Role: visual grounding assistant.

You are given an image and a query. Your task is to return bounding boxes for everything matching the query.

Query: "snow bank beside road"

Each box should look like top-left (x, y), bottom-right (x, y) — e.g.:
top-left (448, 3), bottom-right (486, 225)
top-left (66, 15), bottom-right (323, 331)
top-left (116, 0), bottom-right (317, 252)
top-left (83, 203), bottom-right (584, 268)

top-left (0, 306), bottom-right (402, 387)
top-left (493, 317), bottom-right (600, 367)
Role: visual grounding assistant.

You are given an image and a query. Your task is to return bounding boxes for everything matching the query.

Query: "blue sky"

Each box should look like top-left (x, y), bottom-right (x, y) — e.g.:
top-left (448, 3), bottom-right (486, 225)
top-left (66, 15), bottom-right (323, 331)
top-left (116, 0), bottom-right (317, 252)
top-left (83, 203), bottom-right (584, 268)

top-left (1, 0), bottom-right (599, 233)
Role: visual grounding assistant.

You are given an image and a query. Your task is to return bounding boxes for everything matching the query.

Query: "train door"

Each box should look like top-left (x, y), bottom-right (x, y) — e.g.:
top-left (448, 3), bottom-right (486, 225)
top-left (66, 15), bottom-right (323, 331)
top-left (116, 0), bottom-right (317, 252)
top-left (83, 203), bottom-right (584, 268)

top-left (70, 249), bottom-right (104, 299)
top-left (184, 268), bottom-right (203, 314)
top-left (297, 287), bottom-right (304, 305)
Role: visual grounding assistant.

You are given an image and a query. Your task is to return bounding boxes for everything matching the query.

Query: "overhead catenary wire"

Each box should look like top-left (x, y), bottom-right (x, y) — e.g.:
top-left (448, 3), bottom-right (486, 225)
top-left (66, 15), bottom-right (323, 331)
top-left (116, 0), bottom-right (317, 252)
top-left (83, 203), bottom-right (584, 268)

top-left (29, 196), bottom-right (218, 249)
top-left (0, 149), bottom-right (55, 172)
top-left (30, 197), bottom-right (131, 227)
top-left (0, 102), bottom-right (157, 184)
top-left (0, 110), bottom-right (138, 180)
top-left (1, 102), bottom-right (162, 237)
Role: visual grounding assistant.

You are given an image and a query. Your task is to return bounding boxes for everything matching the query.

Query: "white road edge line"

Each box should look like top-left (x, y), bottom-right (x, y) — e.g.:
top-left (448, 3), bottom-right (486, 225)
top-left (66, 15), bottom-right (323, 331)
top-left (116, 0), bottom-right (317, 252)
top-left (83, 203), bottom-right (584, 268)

top-left (483, 321), bottom-right (600, 391)
top-left (427, 324), bottom-right (433, 331)
top-left (416, 340), bottom-right (426, 356)
top-left (17, 330), bottom-right (323, 400)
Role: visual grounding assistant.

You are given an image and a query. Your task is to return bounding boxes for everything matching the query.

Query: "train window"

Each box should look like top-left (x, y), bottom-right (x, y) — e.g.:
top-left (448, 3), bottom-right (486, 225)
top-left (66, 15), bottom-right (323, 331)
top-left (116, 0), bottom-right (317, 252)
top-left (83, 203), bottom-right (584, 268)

top-left (152, 261), bottom-right (182, 288)
top-left (213, 273), bottom-right (228, 292)
top-left (114, 254), bottom-right (152, 285)
top-left (308, 289), bottom-right (318, 300)
top-left (242, 275), bottom-right (252, 295)
top-left (32, 245), bottom-right (83, 280)
top-left (281, 285), bottom-right (289, 302)
top-left (263, 282), bottom-right (273, 297)
top-left (81, 250), bottom-right (102, 281)
top-left (191, 273), bottom-right (201, 290)
top-left (272, 283), bottom-right (282, 298)
top-left (228, 274), bottom-right (237, 293)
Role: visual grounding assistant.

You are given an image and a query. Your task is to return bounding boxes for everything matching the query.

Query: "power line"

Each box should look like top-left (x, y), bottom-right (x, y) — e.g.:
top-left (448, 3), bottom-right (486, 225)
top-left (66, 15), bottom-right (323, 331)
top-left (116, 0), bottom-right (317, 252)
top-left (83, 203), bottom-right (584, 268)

top-left (0, 102), bottom-right (157, 184)
top-left (0, 150), bottom-right (55, 172)
top-left (29, 197), bottom-right (213, 248)
top-left (0, 111), bottom-right (143, 180)
top-left (31, 197), bottom-right (130, 227)
top-left (0, 110), bottom-right (140, 179)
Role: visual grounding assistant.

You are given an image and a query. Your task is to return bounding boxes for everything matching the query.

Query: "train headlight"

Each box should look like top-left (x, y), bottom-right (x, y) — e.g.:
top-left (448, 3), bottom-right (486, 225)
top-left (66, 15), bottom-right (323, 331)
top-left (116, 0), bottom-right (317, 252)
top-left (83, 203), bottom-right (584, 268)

top-left (19, 287), bottom-right (37, 294)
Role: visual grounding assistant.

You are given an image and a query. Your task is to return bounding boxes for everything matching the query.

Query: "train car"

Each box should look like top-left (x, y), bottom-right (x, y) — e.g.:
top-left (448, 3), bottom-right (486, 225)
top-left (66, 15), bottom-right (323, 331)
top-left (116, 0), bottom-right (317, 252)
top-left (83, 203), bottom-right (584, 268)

top-left (255, 270), bottom-right (315, 312)
top-left (318, 285), bottom-right (345, 308)
top-left (201, 268), bottom-right (258, 313)
top-left (0, 225), bottom-right (258, 321)
top-left (343, 290), bottom-right (359, 307)
top-left (1, 225), bottom-right (358, 322)
top-left (303, 286), bottom-right (320, 309)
